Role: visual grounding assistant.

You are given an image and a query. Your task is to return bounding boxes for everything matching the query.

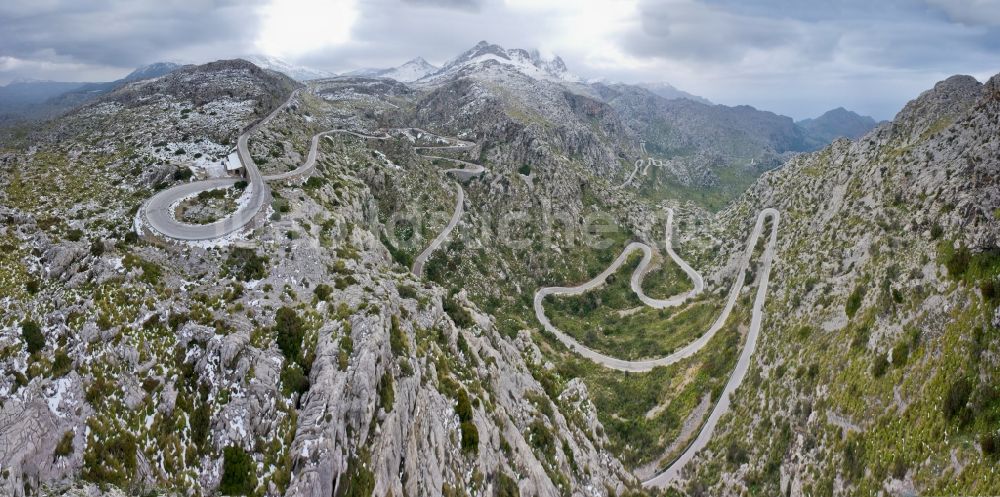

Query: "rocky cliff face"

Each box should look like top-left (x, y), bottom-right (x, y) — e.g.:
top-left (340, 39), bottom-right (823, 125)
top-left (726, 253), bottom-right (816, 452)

top-left (669, 72), bottom-right (1000, 496)
top-left (0, 59), bottom-right (637, 496)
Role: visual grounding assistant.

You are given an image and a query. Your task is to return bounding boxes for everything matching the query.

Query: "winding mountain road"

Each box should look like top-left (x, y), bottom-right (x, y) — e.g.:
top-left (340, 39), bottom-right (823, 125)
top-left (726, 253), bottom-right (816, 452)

top-left (408, 131), bottom-right (486, 277)
top-left (140, 98), bottom-right (484, 278)
top-left (618, 158), bottom-right (644, 189)
top-left (141, 89), bottom-right (303, 241)
top-left (534, 206), bottom-right (780, 487)
top-left (535, 208), bottom-right (778, 372)
top-left (643, 208), bottom-right (779, 488)
top-left (138, 89), bottom-right (483, 258)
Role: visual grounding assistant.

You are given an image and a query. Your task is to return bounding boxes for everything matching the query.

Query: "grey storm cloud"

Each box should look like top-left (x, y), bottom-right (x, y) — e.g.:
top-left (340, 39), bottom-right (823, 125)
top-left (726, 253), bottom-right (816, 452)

top-left (621, 0), bottom-right (1000, 71)
top-left (623, 2), bottom-right (817, 64)
top-left (1, 0), bottom-right (998, 119)
top-left (926, 0), bottom-right (1000, 27)
top-left (0, 0), bottom-right (267, 69)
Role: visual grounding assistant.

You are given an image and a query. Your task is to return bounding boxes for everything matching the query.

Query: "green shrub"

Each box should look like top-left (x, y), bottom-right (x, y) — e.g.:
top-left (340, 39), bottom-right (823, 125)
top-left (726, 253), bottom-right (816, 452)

top-left (338, 333), bottom-right (353, 371)
top-left (891, 341), bottom-right (909, 367)
top-left (313, 284), bottom-right (333, 301)
top-left (219, 446), bottom-right (256, 495)
top-left (850, 325), bottom-right (869, 350)
top-left (234, 180), bottom-right (248, 190)
top-left (846, 285), bottom-right (865, 318)
top-left (389, 315), bottom-right (409, 357)
top-left (378, 372), bottom-right (394, 412)
top-left (89, 239), bottom-right (105, 257)
top-left (82, 427), bottom-right (137, 487)
top-left (944, 377), bottom-right (972, 420)
top-left (224, 247), bottom-right (268, 281)
top-left (946, 245), bottom-right (971, 278)
top-left (455, 388), bottom-right (473, 422)
top-left (274, 307), bottom-right (304, 365)
top-left (726, 442), bottom-right (749, 465)
top-left (173, 167), bottom-right (193, 181)
top-left (891, 288), bottom-right (904, 303)
top-left (51, 349), bottom-right (73, 377)
top-left (398, 285), bottom-right (417, 300)
top-left (21, 320), bottom-right (44, 354)
top-left (982, 432), bottom-right (999, 458)
top-left (335, 275), bottom-right (357, 289)
top-left (124, 253), bottom-right (161, 284)
top-left (495, 473), bottom-right (520, 497)
top-left (843, 434), bottom-right (866, 480)
top-left (304, 176), bottom-right (325, 189)
top-left (54, 431), bottom-right (74, 457)
top-left (65, 229), bottom-right (83, 242)
top-left (872, 354), bottom-right (889, 378)
top-left (190, 400), bottom-right (211, 453)
top-left (981, 278), bottom-right (998, 301)
top-left (444, 297), bottom-right (474, 328)
top-left (25, 279), bottom-right (40, 294)
top-left (890, 457), bottom-right (908, 479)
top-left (281, 364), bottom-right (310, 396)
top-left (930, 223), bottom-right (943, 240)
top-left (460, 421), bottom-right (479, 454)
top-left (527, 419), bottom-right (555, 460)
top-left (518, 164), bottom-right (531, 176)
top-left (340, 456), bottom-right (374, 497)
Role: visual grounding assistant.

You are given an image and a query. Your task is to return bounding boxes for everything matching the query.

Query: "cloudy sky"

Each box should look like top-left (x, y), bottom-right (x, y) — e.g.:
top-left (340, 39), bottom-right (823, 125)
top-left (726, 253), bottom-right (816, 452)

top-left (1, 0), bottom-right (999, 119)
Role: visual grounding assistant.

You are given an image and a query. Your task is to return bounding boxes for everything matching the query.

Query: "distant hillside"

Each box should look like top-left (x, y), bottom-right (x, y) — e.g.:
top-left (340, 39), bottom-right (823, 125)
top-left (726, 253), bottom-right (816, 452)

top-left (797, 107), bottom-right (878, 148)
top-left (0, 63), bottom-right (181, 125)
top-left (637, 81), bottom-right (712, 104)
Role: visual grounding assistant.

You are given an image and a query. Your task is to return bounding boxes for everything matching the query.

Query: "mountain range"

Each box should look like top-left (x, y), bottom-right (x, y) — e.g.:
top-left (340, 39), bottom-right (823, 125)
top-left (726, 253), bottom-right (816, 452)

top-left (1, 40), bottom-right (993, 497)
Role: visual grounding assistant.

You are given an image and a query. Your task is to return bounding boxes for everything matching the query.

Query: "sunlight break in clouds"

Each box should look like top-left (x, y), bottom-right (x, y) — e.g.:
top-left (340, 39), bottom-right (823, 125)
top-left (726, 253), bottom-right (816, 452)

top-left (502, 0), bottom-right (647, 72)
top-left (255, 0), bottom-right (360, 58)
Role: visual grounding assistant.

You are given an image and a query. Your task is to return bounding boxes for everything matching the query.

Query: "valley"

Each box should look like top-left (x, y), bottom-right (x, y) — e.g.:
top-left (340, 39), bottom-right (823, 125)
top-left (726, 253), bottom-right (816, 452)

top-left (0, 38), bottom-right (997, 497)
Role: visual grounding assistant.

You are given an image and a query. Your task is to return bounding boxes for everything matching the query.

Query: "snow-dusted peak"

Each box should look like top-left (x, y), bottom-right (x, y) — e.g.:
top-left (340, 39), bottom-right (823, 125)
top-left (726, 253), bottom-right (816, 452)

top-left (379, 57), bottom-right (439, 82)
top-left (425, 41), bottom-right (578, 83)
top-left (242, 54), bottom-right (336, 81)
top-left (342, 57), bottom-right (438, 82)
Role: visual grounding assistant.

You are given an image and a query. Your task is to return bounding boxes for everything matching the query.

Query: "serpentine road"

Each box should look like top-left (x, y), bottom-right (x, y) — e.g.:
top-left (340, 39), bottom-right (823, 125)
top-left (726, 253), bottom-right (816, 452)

top-left (141, 89), bottom-right (303, 241)
top-left (643, 208), bottom-right (779, 487)
top-left (409, 132), bottom-right (486, 277)
top-left (139, 89), bottom-right (485, 267)
top-left (534, 207), bottom-right (780, 487)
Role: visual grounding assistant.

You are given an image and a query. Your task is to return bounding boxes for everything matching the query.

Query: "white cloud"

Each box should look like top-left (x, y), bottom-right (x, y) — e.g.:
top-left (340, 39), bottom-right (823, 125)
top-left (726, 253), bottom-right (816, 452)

top-left (254, 0), bottom-right (360, 58)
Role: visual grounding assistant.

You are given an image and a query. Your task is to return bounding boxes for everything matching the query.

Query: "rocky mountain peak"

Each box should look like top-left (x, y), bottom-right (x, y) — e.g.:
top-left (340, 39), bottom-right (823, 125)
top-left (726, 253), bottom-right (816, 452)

top-left (428, 40), bottom-right (577, 82)
top-left (796, 106), bottom-right (877, 146)
top-left (893, 74), bottom-right (983, 144)
top-left (100, 58), bottom-right (299, 111)
top-left (241, 54), bottom-right (336, 81)
top-left (985, 72), bottom-right (1000, 100)
top-left (383, 57), bottom-right (439, 81)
